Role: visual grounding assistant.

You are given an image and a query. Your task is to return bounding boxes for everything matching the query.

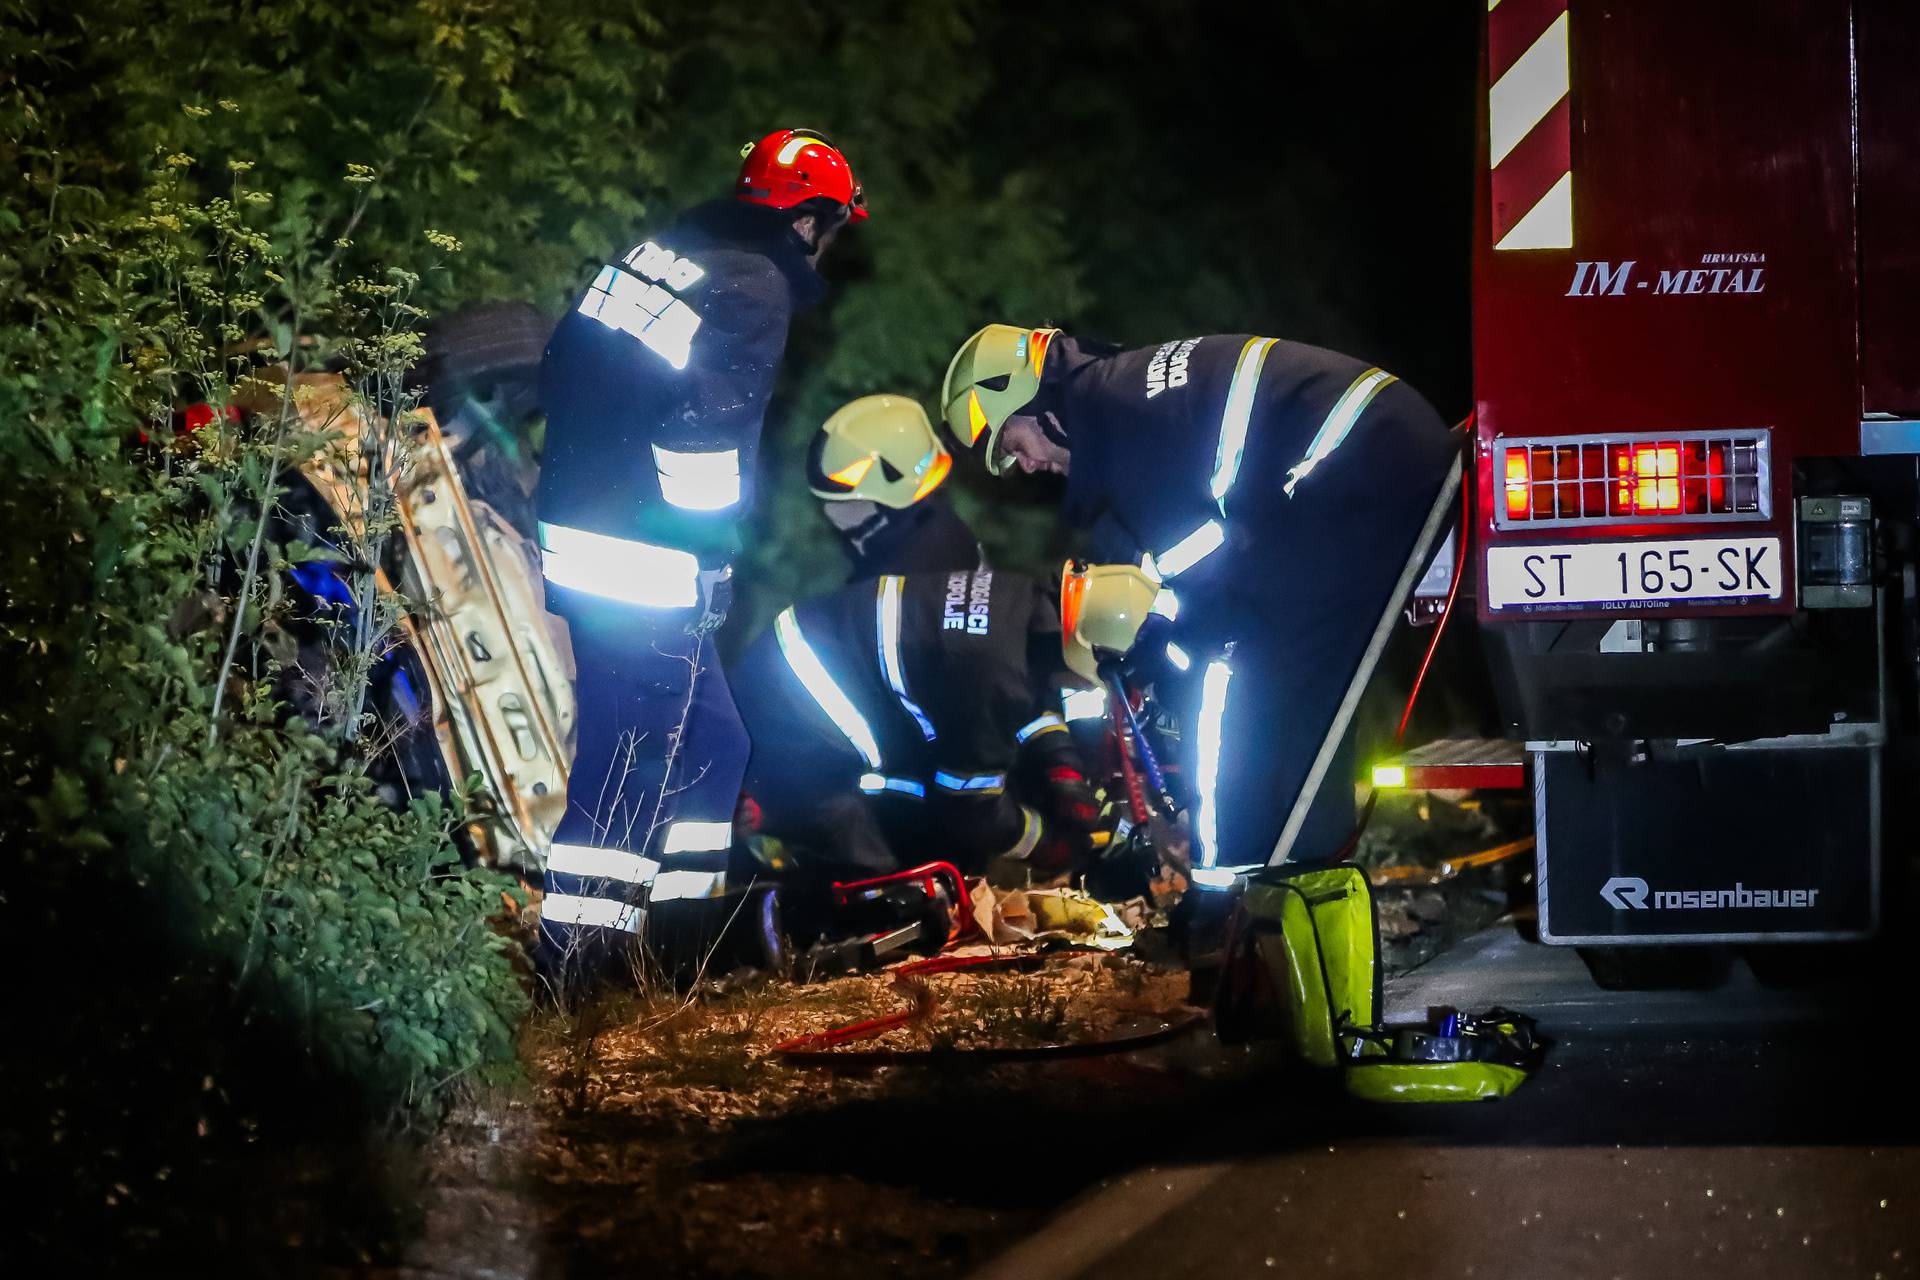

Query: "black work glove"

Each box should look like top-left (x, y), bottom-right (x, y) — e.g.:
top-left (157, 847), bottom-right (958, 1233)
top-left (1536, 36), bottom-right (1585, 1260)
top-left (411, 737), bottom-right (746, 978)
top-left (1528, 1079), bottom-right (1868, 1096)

top-left (1118, 612), bottom-right (1179, 684)
top-left (689, 565), bottom-right (732, 635)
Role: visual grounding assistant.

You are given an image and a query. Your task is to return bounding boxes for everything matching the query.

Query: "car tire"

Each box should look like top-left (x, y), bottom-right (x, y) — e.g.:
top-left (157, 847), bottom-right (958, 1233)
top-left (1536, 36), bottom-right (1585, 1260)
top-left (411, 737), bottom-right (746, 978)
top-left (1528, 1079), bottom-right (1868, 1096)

top-left (417, 302), bottom-right (552, 436)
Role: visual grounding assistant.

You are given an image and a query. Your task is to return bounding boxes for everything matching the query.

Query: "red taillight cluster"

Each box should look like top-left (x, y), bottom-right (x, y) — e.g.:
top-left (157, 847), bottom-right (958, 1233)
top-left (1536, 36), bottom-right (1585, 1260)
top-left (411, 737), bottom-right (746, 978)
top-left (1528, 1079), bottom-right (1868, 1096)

top-left (1499, 436), bottom-right (1765, 526)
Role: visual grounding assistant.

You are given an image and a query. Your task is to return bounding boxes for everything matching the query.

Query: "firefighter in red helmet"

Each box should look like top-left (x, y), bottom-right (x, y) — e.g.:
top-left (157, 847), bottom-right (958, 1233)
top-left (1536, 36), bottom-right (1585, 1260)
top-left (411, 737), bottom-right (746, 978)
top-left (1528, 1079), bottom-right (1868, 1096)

top-left (735, 128), bottom-right (869, 236)
top-left (534, 128), bottom-right (866, 992)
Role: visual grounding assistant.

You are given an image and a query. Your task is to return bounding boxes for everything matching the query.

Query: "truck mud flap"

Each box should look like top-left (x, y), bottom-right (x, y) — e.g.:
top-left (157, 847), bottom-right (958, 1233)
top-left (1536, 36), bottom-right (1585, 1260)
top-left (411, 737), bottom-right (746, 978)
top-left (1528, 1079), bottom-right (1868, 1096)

top-left (1536, 746), bottom-right (1879, 944)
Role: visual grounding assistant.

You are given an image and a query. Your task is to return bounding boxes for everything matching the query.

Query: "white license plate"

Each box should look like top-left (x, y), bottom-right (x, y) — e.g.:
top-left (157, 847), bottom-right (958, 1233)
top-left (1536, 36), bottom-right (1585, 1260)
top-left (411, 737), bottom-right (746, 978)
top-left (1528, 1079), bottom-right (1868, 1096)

top-left (1486, 536), bottom-right (1783, 610)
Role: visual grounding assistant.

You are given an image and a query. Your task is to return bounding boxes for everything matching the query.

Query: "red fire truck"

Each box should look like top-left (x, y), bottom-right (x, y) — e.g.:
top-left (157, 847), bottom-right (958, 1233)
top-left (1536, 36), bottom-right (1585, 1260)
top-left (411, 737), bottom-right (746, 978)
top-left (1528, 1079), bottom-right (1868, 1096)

top-left (1451, 0), bottom-right (1917, 975)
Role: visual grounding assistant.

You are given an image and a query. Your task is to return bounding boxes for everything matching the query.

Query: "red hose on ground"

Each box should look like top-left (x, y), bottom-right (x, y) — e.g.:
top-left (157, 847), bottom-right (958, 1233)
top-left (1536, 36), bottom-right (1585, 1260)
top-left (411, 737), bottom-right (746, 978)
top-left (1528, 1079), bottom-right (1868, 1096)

top-left (769, 953), bottom-right (1046, 1056)
top-left (771, 951), bottom-right (1205, 1065)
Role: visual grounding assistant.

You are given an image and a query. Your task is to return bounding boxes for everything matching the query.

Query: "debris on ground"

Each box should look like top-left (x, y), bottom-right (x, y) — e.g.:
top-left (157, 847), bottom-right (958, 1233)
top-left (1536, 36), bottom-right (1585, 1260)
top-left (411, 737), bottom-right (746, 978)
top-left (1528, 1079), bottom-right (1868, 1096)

top-left (1353, 790), bottom-right (1531, 973)
top-left (774, 950), bottom-right (1196, 1057)
top-left (967, 881), bottom-right (1145, 950)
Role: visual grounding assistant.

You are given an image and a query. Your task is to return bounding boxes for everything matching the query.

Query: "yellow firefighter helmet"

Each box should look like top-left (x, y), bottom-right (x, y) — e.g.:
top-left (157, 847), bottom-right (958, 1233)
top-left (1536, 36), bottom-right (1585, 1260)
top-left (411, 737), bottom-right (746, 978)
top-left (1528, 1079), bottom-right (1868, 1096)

top-left (807, 394), bottom-right (952, 508)
top-left (940, 324), bottom-right (1060, 475)
top-left (1059, 560), bottom-right (1161, 683)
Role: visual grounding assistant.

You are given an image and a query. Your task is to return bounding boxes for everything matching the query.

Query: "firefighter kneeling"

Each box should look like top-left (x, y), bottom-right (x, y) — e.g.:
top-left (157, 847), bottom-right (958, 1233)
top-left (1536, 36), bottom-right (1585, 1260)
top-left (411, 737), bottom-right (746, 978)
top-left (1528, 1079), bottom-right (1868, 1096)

top-left (729, 568), bottom-right (1100, 888)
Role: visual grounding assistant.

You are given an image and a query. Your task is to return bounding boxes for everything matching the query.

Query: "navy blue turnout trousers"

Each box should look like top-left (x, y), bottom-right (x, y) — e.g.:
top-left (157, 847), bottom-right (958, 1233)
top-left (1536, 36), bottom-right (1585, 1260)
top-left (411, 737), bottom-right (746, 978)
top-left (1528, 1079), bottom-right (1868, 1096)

top-left (532, 197), bottom-right (824, 979)
top-left (537, 587), bottom-right (749, 978)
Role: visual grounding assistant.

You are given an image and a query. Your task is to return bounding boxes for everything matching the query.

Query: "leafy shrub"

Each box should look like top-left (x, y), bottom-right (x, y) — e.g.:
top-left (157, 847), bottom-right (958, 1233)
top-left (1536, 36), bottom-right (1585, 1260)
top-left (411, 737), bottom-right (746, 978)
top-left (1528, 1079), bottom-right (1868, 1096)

top-left (12, 0), bottom-right (671, 313)
top-left (2, 42), bottom-right (528, 1136)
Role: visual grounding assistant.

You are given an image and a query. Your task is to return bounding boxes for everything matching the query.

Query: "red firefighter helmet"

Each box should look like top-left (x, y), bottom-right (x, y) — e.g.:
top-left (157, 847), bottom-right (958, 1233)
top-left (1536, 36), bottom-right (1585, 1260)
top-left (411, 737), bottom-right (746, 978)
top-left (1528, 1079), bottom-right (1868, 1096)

top-left (736, 127), bottom-right (869, 221)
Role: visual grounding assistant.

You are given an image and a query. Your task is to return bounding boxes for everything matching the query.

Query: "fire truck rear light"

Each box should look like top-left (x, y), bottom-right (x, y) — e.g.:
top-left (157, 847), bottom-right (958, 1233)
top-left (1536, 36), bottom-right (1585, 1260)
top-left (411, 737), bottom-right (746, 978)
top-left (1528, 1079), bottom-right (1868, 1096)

top-left (1503, 450), bottom-right (1530, 518)
top-left (1629, 444), bottom-right (1682, 514)
top-left (1493, 431), bottom-right (1770, 529)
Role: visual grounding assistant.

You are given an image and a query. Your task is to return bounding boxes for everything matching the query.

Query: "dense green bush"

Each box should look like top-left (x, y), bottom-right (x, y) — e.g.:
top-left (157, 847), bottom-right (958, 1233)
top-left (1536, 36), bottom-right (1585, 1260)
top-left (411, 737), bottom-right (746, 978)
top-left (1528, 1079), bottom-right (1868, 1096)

top-left (13, 0), bottom-right (671, 311)
top-left (2, 0), bottom-right (1091, 1153)
top-left (2, 22), bottom-right (529, 1132)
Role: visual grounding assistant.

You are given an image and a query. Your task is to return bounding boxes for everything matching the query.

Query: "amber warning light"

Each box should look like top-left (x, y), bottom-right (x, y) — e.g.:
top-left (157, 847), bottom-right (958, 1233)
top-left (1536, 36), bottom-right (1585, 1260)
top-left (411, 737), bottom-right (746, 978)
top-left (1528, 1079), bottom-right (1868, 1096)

top-left (1497, 433), bottom-right (1768, 528)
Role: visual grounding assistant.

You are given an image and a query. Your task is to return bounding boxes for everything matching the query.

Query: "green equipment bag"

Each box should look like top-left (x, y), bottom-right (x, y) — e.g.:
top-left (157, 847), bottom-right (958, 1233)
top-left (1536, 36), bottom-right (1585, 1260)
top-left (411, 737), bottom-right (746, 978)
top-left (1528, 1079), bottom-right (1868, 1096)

top-left (1230, 865), bottom-right (1541, 1103)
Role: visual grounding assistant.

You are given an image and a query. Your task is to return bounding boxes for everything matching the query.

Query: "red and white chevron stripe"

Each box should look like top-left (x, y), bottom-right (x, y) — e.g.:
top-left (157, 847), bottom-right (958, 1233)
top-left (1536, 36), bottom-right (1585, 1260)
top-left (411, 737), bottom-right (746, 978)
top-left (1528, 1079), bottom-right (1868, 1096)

top-left (1489, 0), bottom-right (1572, 250)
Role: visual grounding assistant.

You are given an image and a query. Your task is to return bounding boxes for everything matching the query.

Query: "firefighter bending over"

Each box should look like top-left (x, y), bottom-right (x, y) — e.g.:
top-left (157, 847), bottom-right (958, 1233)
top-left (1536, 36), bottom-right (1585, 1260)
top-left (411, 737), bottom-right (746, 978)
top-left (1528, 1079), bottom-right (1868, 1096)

top-left (943, 325), bottom-right (1456, 875)
top-left (808, 394), bottom-right (984, 580)
top-left (533, 128), bottom-right (866, 987)
top-left (729, 568), bottom-right (1100, 884)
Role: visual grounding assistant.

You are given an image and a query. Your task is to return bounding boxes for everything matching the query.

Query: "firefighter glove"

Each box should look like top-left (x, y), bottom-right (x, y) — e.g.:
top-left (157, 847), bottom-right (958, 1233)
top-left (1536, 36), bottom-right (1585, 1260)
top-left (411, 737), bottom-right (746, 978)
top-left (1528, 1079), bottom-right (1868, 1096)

top-left (689, 565), bottom-right (733, 635)
top-left (1045, 765), bottom-right (1101, 835)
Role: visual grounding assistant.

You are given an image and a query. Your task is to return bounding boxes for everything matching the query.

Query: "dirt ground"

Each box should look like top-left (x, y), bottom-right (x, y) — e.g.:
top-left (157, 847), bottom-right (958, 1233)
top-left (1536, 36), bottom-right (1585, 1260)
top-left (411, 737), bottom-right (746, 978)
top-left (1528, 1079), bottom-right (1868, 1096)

top-left (389, 951), bottom-right (1204, 1279)
top-left (379, 795), bottom-right (1524, 1279)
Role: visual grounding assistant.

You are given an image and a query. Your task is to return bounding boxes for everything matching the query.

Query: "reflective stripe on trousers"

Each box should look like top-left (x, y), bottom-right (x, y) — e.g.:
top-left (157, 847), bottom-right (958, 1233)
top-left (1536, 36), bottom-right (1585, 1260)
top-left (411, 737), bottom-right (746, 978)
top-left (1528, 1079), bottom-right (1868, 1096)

top-left (1284, 367), bottom-right (1398, 497)
top-left (1061, 687), bottom-right (1108, 722)
top-left (859, 773), bottom-right (927, 798)
top-left (660, 820), bottom-right (731, 854)
top-left (548, 842), bottom-right (659, 885)
top-left (1210, 337), bottom-right (1279, 511)
top-left (994, 805), bottom-right (1043, 860)
top-left (934, 770), bottom-right (1007, 794)
top-left (538, 521), bottom-right (701, 610)
top-left (650, 869), bottom-right (728, 901)
top-left (1015, 712), bottom-right (1067, 743)
top-left (541, 892), bottom-right (642, 933)
top-left (1193, 658), bottom-right (1234, 869)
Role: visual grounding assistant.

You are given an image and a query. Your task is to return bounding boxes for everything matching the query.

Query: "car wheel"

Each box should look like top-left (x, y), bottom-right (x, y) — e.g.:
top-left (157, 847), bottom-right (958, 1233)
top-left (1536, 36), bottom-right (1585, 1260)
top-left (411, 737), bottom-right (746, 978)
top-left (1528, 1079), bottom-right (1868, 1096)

top-left (417, 302), bottom-right (552, 439)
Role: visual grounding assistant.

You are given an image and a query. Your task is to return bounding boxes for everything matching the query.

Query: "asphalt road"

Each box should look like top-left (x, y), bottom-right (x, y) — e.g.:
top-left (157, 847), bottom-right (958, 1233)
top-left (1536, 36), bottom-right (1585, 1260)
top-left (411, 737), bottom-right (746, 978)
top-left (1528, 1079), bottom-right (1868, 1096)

top-left (971, 924), bottom-right (1920, 1279)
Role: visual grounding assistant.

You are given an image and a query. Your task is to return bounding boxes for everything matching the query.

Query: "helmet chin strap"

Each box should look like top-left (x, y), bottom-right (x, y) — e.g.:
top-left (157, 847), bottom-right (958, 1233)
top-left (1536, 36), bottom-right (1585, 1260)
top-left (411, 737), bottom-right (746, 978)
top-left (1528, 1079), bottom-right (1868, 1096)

top-left (821, 497), bottom-right (881, 533)
top-left (1037, 410), bottom-right (1071, 449)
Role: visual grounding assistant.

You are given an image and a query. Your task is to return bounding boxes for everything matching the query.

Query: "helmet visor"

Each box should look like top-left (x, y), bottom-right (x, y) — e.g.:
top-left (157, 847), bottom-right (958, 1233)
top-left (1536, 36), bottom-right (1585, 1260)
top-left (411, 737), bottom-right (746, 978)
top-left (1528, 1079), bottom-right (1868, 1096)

top-left (1059, 561), bottom-right (1088, 648)
top-left (910, 447), bottom-right (952, 502)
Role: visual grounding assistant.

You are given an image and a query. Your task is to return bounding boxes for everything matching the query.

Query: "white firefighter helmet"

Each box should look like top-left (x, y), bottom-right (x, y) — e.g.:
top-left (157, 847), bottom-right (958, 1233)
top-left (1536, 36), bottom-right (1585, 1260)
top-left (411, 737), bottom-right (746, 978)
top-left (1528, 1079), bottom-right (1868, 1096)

top-left (808, 394), bottom-right (952, 508)
top-left (1059, 559), bottom-right (1161, 683)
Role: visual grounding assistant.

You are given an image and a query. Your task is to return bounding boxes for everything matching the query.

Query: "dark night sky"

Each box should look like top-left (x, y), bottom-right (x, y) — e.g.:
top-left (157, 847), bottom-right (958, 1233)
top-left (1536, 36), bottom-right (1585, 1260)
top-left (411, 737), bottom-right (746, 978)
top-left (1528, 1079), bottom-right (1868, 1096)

top-left (979, 0), bottom-right (1481, 417)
